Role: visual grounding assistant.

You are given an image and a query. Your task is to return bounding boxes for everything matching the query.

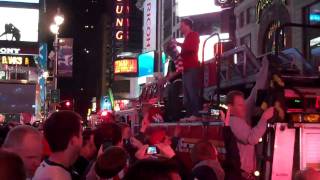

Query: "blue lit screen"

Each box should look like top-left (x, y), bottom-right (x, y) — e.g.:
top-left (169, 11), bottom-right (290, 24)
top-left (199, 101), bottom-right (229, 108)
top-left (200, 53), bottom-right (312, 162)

top-left (310, 14), bottom-right (320, 23)
top-left (138, 52), bottom-right (155, 77)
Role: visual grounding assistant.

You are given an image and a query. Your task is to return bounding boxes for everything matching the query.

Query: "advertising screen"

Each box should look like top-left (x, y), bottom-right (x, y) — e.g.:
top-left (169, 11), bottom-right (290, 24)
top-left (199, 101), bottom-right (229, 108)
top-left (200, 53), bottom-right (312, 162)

top-left (0, 83), bottom-right (36, 113)
top-left (138, 51), bottom-right (155, 77)
top-left (176, 0), bottom-right (221, 17)
top-left (138, 51), bottom-right (166, 77)
top-left (0, 0), bottom-right (39, 3)
top-left (0, 7), bottom-right (39, 42)
top-left (114, 59), bottom-right (138, 74)
top-left (176, 33), bottom-right (229, 61)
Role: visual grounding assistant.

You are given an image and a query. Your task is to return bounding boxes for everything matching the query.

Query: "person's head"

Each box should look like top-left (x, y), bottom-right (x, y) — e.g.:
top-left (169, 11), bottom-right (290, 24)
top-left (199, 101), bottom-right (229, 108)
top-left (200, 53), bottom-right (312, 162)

top-left (123, 159), bottom-right (181, 180)
top-left (117, 122), bottom-right (131, 140)
top-left (148, 128), bottom-right (171, 145)
top-left (295, 168), bottom-right (320, 180)
top-left (95, 146), bottom-right (128, 179)
top-left (226, 90), bottom-right (246, 119)
top-left (94, 123), bottom-right (122, 150)
top-left (44, 111), bottom-right (82, 163)
top-left (80, 129), bottom-right (97, 161)
top-left (0, 150), bottom-right (26, 180)
top-left (180, 18), bottom-right (193, 36)
top-left (20, 112), bottom-right (32, 125)
top-left (191, 140), bottom-right (218, 164)
top-left (2, 125), bottom-right (42, 178)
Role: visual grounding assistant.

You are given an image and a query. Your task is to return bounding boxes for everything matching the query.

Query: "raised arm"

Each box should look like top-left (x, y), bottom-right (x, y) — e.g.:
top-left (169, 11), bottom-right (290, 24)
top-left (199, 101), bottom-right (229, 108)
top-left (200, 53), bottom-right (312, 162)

top-left (245, 57), bottom-right (269, 119)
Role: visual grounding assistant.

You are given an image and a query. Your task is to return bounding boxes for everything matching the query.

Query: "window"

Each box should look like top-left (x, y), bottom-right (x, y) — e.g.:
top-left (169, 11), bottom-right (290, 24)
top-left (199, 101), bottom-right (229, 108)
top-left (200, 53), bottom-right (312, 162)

top-left (308, 2), bottom-right (320, 25)
top-left (240, 34), bottom-right (251, 48)
top-left (304, 2), bottom-right (320, 68)
top-left (238, 12), bottom-right (245, 28)
top-left (246, 7), bottom-right (256, 24)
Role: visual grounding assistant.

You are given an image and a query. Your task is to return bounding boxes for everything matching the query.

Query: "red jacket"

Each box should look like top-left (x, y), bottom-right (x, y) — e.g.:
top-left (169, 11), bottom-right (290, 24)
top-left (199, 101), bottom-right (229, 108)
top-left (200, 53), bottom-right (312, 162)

top-left (180, 31), bottom-right (200, 71)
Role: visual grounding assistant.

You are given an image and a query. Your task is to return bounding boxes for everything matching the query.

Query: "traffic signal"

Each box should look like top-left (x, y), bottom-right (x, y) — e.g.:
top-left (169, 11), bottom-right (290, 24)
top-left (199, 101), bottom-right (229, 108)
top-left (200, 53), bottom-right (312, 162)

top-left (65, 101), bottom-right (71, 107)
top-left (57, 100), bottom-right (73, 110)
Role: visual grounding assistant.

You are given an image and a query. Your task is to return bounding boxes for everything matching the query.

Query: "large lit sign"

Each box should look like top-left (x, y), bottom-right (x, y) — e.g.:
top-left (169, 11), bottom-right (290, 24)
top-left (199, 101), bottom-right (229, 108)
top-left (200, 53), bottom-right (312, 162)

top-left (0, 7), bottom-right (39, 42)
top-left (0, 0), bottom-right (39, 3)
top-left (176, 0), bottom-right (221, 17)
top-left (143, 0), bottom-right (157, 52)
top-left (138, 51), bottom-right (155, 77)
top-left (176, 33), bottom-right (229, 62)
top-left (114, 0), bottom-right (130, 41)
top-left (114, 59), bottom-right (138, 74)
top-left (310, 37), bottom-right (320, 48)
top-left (0, 55), bottom-right (34, 66)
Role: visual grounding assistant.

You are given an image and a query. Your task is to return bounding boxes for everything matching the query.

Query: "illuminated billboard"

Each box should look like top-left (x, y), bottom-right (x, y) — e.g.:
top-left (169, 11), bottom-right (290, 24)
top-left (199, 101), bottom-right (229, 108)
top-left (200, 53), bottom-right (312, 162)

top-left (0, 0), bottom-right (39, 3)
top-left (138, 51), bottom-right (167, 77)
top-left (138, 51), bottom-right (155, 77)
top-left (176, 33), bottom-right (229, 61)
top-left (114, 59), bottom-right (138, 74)
top-left (0, 7), bottom-right (39, 42)
top-left (176, 0), bottom-right (221, 17)
top-left (0, 83), bottom-right (36, 113)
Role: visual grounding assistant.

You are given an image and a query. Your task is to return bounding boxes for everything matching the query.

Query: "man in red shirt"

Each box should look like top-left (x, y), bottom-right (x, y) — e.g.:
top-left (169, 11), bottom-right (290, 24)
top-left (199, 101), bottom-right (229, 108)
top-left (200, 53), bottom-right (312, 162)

top-left (176, 18), bottom-right (201, 120)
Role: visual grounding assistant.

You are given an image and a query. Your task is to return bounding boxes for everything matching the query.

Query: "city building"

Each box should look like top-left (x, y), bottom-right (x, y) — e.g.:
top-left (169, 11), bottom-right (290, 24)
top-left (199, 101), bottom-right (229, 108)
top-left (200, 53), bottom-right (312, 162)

top-left (0, 0), bottom-right (45, 120)
top-left (234, 0), bottom-right (320, 66)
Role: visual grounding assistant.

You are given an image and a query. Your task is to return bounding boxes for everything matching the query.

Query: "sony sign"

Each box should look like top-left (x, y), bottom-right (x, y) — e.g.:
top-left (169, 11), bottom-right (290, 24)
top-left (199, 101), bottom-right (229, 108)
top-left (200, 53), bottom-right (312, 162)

top-left (143, 0), bottom-right (156, 52)
top-left (0, 48), bottom-right (21, 54)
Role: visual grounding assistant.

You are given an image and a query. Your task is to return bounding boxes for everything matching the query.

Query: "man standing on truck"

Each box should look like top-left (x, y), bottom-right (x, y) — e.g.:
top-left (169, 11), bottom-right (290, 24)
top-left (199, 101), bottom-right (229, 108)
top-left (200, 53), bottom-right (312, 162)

top-left (175, 18), bottom-right (201, 121)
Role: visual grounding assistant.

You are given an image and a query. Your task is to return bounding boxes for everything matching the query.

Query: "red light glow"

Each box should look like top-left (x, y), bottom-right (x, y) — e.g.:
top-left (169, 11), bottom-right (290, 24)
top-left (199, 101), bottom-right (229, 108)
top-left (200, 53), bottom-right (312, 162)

top-left (65, 101), bottom-right (71, 106)
top-left (101, 110), bottom-right (108, 116)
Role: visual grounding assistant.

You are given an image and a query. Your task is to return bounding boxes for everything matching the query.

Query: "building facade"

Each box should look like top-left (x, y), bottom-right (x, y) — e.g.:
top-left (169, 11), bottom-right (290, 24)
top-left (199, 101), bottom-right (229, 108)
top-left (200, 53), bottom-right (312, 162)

top-left (235, 0), bottom-right (320, 62)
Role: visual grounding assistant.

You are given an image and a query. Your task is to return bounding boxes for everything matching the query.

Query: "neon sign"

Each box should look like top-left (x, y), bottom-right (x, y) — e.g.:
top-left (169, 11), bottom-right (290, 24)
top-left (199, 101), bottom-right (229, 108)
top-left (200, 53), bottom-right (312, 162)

top-left (114, 0), bottom-right (130, 41)
top-left (0, 55), bottom-right (33, 65)
top-left (114, 59), bottom-right (137, 74)
top-left (0, 48), bottom-right (21, 54)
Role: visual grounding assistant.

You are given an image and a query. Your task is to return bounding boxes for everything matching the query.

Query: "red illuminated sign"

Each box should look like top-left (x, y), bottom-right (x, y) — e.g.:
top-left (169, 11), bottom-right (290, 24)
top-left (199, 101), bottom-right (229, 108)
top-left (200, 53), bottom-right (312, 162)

top-left (114, 0), bottom-right (130, 41)
top-left (114, 59), bottom-right (137, 74)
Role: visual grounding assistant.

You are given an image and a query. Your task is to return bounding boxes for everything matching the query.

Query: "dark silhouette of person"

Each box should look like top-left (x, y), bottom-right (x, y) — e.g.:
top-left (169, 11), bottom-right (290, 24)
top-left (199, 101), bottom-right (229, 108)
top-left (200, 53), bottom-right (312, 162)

top-left (0, 23), bottom-right (21, 41)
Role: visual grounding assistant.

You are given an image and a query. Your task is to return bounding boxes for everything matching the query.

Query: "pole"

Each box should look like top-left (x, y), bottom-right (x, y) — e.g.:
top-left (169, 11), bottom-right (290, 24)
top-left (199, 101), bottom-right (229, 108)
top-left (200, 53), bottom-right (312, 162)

top-left (53, 33), bottom-right (59, 111)
top-left (201, 33), bottom-right (221, 106)
top-left (156, 0), bottom-right (162, 73)
top-left (54, 33), bottom-right (58, 90)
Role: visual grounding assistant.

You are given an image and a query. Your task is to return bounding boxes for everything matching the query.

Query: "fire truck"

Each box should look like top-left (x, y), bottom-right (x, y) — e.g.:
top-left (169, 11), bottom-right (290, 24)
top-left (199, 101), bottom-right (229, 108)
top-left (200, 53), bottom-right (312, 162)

top-left (118, 24), bottom-right (320, 179)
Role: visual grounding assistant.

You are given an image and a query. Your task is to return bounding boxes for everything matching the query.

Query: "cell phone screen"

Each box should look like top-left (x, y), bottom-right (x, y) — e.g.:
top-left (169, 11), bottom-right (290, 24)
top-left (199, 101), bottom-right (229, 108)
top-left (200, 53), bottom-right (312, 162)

top-left (211, 109), bottom-right (219, 116)
top-left (146, 146), bottom-right (158, 155)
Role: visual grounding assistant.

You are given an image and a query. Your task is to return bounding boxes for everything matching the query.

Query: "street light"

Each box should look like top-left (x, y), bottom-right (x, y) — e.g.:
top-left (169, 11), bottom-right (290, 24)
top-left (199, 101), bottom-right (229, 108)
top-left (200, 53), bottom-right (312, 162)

top-left (50, 8), bottom-right (64, 111)
top-left (54, 14), bottom-right (64, 26)
top-left (49, 8), bottom-right (64, 91)
top-left (49, 24), bottom-right (59, 35)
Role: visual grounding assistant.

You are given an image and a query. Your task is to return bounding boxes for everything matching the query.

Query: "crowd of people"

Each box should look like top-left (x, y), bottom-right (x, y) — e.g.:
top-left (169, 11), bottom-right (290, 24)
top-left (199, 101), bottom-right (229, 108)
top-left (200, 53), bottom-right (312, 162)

top-left (0, 95), bottom-right (319, 180)
top-left (0, 17), bottom-right (319, 180)
top-left (0, 109), bottom-right (221, 180)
